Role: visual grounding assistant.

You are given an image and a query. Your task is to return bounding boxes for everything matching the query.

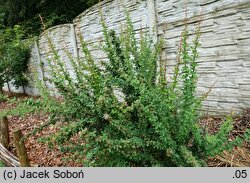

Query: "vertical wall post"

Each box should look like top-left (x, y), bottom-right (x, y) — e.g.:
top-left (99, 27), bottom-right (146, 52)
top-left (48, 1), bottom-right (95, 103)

top-left (146, 0), bottom-right (158, 44)
top-left (70, 24), bottom-right (79, 59)
top-left (147, 0), bottom-right (162, 83)
top-left (35, 40), bottom-right (47, 89)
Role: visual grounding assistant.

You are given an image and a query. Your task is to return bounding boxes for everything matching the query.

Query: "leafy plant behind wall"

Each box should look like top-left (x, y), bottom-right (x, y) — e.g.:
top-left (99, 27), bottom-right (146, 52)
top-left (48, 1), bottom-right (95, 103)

top-left (2, 11), bottom-right (250, 166)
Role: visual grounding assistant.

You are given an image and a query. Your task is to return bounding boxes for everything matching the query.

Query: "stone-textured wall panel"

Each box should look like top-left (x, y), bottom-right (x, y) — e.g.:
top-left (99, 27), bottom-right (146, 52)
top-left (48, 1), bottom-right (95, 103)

top-left (73, 0), bottom-right (149, 62)
top-left (157, 0), bottom-right (250, 115)
top-left (38, 24), bottom-right (75, 70)
top-left (36, 24), bottom-right (76, 91)
top-left (3, 0), bottom-right (250, 115)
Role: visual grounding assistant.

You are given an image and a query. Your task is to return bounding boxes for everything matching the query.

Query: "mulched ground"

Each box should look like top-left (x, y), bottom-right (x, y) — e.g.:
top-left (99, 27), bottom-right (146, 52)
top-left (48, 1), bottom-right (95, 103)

top-left (200, 111), bottom-right (250, 167)
top-left (0, 93), bottom-right (81, 167)
top-left (0, 92), bottom-right (249, 167)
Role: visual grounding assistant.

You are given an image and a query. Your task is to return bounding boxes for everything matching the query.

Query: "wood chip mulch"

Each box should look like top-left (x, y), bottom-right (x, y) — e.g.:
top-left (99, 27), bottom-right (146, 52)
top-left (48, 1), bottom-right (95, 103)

top-left (1, 92), bottom-right (250, 167)
top-left (0, 93), bottom-right (82, 167)
top-left (200, 110), bottom-right (250, 167)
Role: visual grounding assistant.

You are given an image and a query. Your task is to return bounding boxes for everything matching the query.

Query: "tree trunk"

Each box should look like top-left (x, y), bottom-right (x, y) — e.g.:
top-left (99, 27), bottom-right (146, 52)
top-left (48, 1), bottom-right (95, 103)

top-left (6, 82), bottom-right (11, 92)
top-left (22, 84), bottom-right (26, 94)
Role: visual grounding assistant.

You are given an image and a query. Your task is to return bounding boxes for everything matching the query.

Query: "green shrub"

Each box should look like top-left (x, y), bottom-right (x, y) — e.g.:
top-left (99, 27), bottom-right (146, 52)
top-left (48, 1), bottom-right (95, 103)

top-left (0, 160), bottom-right (5, 167)
top-left (0, 25), bottom-right (30, 91)
top-left (0, 92), bottom-right (8, 102)
top-left (2, 12), bottom-right (250, 167)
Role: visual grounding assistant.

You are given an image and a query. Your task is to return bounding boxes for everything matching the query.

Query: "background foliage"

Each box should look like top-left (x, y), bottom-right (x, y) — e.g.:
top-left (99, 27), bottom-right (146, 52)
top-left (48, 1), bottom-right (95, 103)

top-left (0, 25), bottom-right (30, 91)
top-left (0, 0), bottom-right (102, 92)
top-left (0, 0), bottom-right (102, 36)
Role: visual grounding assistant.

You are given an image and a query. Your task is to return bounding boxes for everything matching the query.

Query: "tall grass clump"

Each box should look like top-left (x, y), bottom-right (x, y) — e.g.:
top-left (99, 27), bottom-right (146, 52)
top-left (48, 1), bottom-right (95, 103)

top-left (2, 12), bottom-right (250, 167)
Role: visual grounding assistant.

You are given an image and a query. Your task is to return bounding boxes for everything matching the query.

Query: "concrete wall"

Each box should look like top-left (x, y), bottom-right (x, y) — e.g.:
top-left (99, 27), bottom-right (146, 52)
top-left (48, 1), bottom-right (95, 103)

top-left (157, 0), bottom-right (250, 114)
top-left (3, 0), bottom-right (250, 115)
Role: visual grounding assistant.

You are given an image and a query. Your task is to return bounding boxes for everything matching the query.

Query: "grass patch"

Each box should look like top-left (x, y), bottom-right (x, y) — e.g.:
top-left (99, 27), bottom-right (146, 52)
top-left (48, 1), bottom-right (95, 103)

top-left (0, 160), bottom-right (6, 167)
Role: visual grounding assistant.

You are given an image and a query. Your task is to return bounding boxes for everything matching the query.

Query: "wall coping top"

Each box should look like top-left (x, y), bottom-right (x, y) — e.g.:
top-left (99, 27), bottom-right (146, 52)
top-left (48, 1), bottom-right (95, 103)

top-left (40, 23), bottom-right (73, 37)
top-left (73, 0), bottom-right (114, 25)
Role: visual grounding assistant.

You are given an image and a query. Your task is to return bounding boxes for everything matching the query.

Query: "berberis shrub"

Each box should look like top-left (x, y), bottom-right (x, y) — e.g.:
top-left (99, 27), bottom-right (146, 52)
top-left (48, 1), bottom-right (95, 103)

top-left (3, 12), bottom-right (249, 166)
